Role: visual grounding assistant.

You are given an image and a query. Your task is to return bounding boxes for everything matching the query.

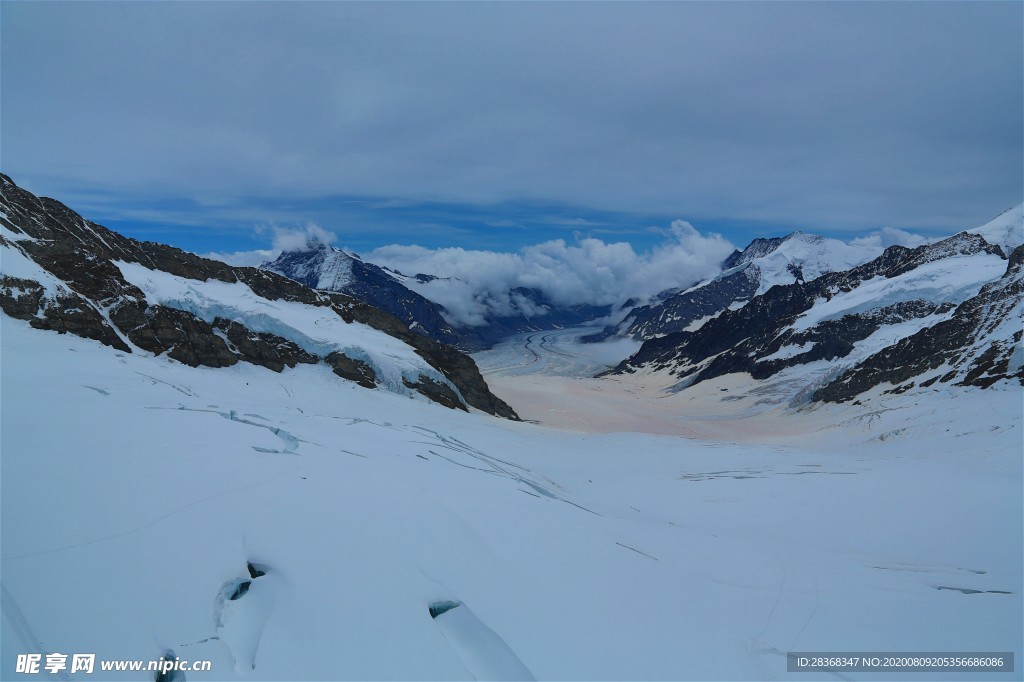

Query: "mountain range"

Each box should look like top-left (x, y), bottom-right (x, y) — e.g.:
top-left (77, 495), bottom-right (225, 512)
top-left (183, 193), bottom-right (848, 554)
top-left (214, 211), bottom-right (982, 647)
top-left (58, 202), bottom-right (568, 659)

top-left (2, 171), bottom-right (1020, 415)
top-left (608, 206), bottom-right (1023, 406)
top-left (585, 232), bottom-right (882, 342)
top-left (0, 174), bottom-right (517, 419)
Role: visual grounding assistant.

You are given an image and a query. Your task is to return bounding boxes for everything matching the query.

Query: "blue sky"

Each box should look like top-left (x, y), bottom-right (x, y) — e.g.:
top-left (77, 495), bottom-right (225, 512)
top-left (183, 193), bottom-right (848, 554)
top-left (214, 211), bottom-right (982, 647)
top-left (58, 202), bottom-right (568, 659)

top-left (2, 1), bottom-right (1021, 263)
top-left (76, 191), bottom-right (784, 258)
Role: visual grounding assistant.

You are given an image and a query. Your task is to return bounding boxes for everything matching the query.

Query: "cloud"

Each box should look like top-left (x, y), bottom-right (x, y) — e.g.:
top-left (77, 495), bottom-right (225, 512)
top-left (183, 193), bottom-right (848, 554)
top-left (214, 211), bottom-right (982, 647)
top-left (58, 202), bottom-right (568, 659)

top-left (367, 220), bottom-right (734, 326)
top-left (201, 249), bottom-right (276, 268)
top-left (3, 2), bottom-right (1020, 238)
top-left (270, 223), bottom-right (337, 252)
top-left (200, 222), bottom-right (336, 266)
top-left (849, 227), bottom-right (928, 249)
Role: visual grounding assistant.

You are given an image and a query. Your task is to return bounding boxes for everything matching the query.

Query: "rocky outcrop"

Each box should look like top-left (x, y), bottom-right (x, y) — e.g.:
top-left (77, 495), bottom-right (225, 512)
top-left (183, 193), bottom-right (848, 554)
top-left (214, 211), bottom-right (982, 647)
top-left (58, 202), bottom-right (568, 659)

top-left (0, 174), bottom-right (517, 419)
top-left (325, 352), bottom-right (378, 390)
top-left (212, 318), bottom-right (319, 372)
top-left (407, 341), bottom-right (519, 420)
top-left (403, 375), bottom-right (468, 412)
top-left (0, 272), bottom-right (132, 351)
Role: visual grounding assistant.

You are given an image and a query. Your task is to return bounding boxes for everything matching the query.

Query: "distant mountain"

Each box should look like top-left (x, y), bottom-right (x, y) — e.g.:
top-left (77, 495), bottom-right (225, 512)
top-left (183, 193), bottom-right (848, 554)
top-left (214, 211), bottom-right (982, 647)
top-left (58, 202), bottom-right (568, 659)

top-left (263, 245), bottom-right (486, 350)
top-left (266, 248), bottom-right (611, 350)
top-left (608, 218), bottom-right (1024, 405)
top-left (460, 286), bottom-right (611, 346)
top-left (587, 232), bottom-right (880, 342)
top-left (0, 174), bottom-right (517, 419)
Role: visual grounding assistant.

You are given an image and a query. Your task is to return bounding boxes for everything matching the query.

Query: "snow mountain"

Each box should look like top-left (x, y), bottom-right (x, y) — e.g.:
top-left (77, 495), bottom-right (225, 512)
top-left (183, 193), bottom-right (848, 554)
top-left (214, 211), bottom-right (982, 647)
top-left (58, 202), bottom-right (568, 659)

top-left (611, 225), bottom-right (1024, 406)
top-left (0, 174), bottom-right (517, 419)
top-left (263, 245), bottom-right (487, 350)
top-left (266, 247), bottom-right (610, 350)
top-left (590, 231), bottom-right (883, 342)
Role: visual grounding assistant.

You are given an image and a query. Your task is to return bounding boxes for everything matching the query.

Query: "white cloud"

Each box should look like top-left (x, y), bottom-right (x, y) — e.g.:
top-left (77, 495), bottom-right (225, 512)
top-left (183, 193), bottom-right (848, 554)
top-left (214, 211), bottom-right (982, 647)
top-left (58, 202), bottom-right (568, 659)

top-left (271, 223), bottom-right (337, 252)
top-left (849, 226), bottom-right (928, 249)
top-left (367, 221), bottom-right (735, 326)
top-left (201, 222), bottom-right (337, 266)
top-left (201, 248), bottom-right (276, 267)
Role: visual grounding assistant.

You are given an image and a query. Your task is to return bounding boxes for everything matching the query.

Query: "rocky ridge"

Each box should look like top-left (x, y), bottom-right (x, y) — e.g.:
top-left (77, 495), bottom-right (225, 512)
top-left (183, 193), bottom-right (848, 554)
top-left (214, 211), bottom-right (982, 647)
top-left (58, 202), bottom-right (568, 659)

top-left (590, 231), bottom-right (879, 343)
top-left (610, 231), bottom-right (1023, 403)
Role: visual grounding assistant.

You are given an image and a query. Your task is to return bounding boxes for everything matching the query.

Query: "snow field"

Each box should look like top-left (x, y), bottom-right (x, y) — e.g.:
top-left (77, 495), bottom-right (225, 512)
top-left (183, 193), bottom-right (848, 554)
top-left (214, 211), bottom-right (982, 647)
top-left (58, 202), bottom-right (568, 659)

top-left (2, 319), bottom-right (1020, 680)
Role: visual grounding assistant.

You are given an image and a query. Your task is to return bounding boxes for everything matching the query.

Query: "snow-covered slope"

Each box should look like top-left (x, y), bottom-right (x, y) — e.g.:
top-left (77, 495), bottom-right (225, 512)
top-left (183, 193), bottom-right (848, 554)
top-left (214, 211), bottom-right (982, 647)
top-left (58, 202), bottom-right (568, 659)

top-left (113, 259), bottom-right (443, 396)
top-left (2, 314), bottom-right (1020, 681)
top-left (968, 203), bottom-right (1024, 257)
top-left (737, 231), bottom-right (881, 295)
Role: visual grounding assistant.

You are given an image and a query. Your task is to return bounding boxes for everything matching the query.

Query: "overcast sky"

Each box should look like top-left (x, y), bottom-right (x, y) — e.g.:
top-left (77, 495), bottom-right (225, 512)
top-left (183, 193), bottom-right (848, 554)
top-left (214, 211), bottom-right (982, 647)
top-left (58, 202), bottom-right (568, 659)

top-left (3, 1), bottom-right (1022, 259)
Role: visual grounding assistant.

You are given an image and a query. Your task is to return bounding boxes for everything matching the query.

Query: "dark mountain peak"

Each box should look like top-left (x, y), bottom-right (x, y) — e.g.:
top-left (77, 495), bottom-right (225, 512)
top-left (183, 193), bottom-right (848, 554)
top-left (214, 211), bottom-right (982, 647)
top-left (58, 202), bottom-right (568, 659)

top-left (723, 236), bottom-right (785, 269)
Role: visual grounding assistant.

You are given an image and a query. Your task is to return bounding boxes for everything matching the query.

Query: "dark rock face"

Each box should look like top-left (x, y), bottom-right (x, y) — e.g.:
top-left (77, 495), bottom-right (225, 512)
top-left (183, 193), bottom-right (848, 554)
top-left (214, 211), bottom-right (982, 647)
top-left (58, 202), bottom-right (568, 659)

top-left (0, 273), bottom-right (132, 351)
top-left (403, 375), bottom-right (468, 412)
top-left (0, 173), bottom-right (518, 419)
top-left (408, 341), bottom-right (519, 420)
top-left (141, 306), bottom-right (239, 368)
top-left (212, 318), bottom-right (318, 372)
top-left (325, 352), bottom-right (378, 390)
top-left (611, 233), bottom-right (1020, 402)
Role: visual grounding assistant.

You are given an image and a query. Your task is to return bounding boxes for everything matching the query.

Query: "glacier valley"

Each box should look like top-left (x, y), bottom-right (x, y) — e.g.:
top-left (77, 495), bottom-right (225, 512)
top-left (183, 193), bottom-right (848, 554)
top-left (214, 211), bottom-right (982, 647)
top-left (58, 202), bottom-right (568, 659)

top-left (1, 315), bottom-right (1020, 680)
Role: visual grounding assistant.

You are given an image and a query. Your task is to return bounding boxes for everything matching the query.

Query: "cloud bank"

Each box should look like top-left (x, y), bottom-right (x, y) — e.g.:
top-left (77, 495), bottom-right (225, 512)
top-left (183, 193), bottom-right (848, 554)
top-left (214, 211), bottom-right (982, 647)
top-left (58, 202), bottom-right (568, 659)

top-left (366, 221), bottom-right (734, 326)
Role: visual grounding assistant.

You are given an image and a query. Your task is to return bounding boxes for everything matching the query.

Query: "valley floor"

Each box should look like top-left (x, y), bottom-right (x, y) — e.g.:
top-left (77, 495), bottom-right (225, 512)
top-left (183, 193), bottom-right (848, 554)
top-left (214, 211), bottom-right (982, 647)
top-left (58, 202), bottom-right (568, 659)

top-left (2, 321), bottom-right (1021, 680)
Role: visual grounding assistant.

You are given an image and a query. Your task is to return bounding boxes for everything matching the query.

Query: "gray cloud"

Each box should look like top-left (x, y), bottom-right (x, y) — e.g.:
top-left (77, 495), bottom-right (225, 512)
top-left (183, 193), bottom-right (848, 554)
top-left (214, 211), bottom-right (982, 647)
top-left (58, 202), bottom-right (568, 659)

top-left (3, 2), bottom-right (1021, 235)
